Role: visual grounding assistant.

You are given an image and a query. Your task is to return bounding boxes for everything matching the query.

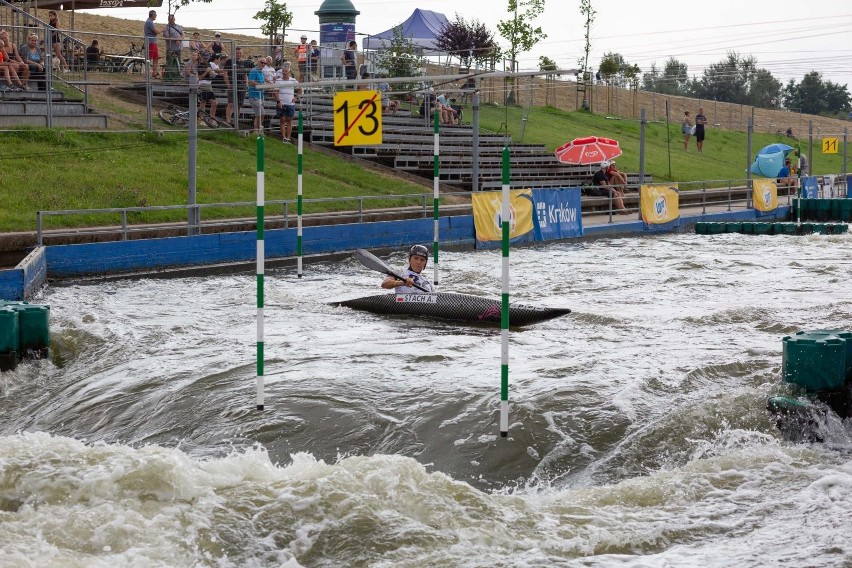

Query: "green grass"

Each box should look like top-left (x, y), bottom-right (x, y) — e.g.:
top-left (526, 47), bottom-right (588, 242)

top-left (475, 104), bottom-right (847, 185)
top-left (0, 129), bottom-right (432, 232)
top-left (1, 105), bottom-right (847, 233)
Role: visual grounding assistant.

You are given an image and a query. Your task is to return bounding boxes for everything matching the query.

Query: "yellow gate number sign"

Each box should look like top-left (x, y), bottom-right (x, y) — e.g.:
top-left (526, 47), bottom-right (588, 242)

top-left (333, 90), bottom-right (382, 146)
top-left (822, 137), bottom-right (838, 154)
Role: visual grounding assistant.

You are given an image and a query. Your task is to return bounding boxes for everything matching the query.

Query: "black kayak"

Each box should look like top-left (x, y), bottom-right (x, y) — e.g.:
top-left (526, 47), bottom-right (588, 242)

top-left (333, 292), bottom-right (571, 326)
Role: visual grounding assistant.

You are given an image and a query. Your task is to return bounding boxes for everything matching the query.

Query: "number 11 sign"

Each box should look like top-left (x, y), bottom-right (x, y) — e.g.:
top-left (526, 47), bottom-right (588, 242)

top-left (333, 90), bottom-right (383, 146)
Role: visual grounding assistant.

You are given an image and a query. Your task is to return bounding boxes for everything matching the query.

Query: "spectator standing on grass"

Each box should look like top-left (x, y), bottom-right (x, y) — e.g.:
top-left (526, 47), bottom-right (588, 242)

top-left (795, 149), bottom-right (809, 177)
top-left (694, 107), bottom-right (707, 154)
top-left (162, 13), bottom-right (184, 80)
top-left (682, 111), bottom-right (693, 152)
top-left (223, 46), bottom-right (249, 127)
top-left (18, 34), bottom-right (44, 91)
top-left (274, 65), bottom-right (299, 143)
top-left (144, 10), bottom-right (161, 79)
top-left (246, 57), bottom-right (265, 135)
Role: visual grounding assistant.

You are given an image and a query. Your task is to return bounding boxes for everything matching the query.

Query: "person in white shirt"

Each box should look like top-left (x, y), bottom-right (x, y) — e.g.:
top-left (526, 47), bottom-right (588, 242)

top-left (380, 245), bottom-right (434, 293)
top-left (262, 56), bottom-right (275, 84)
top-left (274, 65), bottom-right (300, 142)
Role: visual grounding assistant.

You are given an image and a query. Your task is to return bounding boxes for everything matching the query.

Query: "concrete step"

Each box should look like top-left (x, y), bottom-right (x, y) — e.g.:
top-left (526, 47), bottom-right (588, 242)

top-left (0, 113), bottom-right (109, 128)
top-left (0, 101), bottom-right (89, 116)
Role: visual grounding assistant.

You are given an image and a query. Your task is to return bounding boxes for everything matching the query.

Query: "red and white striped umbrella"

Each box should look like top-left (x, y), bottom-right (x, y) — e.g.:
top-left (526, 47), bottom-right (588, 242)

top-left (554, 136), bottom-right (622, 165)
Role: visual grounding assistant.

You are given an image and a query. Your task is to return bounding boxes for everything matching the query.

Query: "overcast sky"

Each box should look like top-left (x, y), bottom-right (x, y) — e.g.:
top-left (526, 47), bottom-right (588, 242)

top-left (86, 0), bottom-right (852, 88)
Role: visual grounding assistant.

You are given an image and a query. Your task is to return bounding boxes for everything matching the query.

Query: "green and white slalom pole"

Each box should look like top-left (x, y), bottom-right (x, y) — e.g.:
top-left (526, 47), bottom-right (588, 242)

top-left (500, 146), bottom-right (510, 437)
top-left (297, 111), bottom-right (304, 278)
top-left (432, 110), bottom-right (440, 286)
top-left (256, 135), bottom-right (265, 411)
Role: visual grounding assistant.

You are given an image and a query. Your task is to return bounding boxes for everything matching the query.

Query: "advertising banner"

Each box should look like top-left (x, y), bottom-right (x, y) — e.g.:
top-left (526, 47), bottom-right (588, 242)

top-left (531, 188), bottom-right (583, 241)
top-left (752, 179), bottom-right (778, 212)
top-left (472, 189), bottom-right (535, 247)
top-left (640, 184), bottom-right (680, 228)
top-left (801, 176), bottom-right (819, 199)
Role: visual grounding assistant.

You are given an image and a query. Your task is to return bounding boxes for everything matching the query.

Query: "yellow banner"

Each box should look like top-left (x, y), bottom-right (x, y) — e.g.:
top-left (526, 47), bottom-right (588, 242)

top-left (640, 184), bottom-right (679, 224)
top-left (472, 189), bottom-right (534, 242)
top-left (752, 179), bottom-right (778, 212)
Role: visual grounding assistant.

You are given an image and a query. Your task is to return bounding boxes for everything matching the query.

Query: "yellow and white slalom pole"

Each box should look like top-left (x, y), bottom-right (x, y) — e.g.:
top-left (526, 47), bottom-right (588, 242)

top-left (256, 135), bottom-right (265, 411)
top-left (500, 146), bottom-right (510, 437)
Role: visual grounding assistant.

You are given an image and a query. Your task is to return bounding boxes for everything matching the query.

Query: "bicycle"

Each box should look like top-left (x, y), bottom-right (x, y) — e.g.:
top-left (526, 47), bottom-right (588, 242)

top-left (106, 42), bottom-right (145, 74)
top-left (158, 104), bottom-right (230, 129)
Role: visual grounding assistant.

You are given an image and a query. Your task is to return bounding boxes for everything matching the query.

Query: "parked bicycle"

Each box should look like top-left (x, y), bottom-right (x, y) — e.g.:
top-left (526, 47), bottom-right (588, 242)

top-left (158, 104), bottom-right (230, 129)
top-left (104, 42), bottom-right (145, 74)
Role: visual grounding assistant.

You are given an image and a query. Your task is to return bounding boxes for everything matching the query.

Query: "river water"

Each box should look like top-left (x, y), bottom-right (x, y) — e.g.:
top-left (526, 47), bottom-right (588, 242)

top-left (2, 233), bottom-right (852, 567)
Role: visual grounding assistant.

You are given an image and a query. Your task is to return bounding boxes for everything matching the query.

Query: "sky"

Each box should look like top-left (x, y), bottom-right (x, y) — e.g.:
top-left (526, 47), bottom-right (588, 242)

top-left (84, 0), bottom-right (852, 89)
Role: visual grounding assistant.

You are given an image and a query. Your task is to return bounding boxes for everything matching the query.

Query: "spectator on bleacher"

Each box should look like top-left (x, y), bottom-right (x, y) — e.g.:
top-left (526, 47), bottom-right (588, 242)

top-left (307, 39), bottom-right (319, 82)
top-left (606, 160), bottom-right (630, 192)
top-left (341, 40), bottom-right (357, 86)
top-left (436, 92), bottom-right (458, 125)
top-left (246, 57), bottom-right (265, 135)
top-left (293, 34), bottom-right (308, 81)
top-left (777, 158), bottom-right (798, 192)
top-left (223, 47), bottom-right (250, 127)
top-left (162, 13), bottom-right (184, 80)
top-left (47, 11), bottom-right (69, 73)
top-left (449, 97), bottom-right (463, 122)
top-left (273, 36), bottom-right (283, 67)
top-left (189, 32), bottom-right (207, 55)
top-left (184, 50), bottom-right (217, 123)
top-left (0, 39), bottom-right (26, 90)
top-left (588, 161), bottom-right (629, 214)
top-left (380, 82), bottom-right (398, 114)
top-left (208, 53), bottom-right (224, 84)
top-left (262, 56), bottom-right (275, 84)
top-left (0, 30), bottom-right (29, 88)
top-left (85, 39), bottom-right (102, 68)
top-left (274, 66), bottom-right (299, 143)
top-left (18, 34), bottom-right (44, 91)
top-left (211, 32), bottom-right (225, 58)
top-left (144, 10), bottom-right (161, 79)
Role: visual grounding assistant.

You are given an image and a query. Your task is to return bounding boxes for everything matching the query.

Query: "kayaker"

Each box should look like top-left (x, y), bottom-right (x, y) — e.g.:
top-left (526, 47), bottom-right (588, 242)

top-left (381, 245), bottom-right (434, 293)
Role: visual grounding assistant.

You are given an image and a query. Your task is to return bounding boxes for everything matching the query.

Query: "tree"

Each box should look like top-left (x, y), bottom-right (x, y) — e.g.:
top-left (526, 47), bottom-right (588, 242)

top-left (435, 14), bottom-right (498, 70)
top-left (578, 0), bottom-right (595, 83)
top-left (253, 0), bottom-right (293, 46)
top-left (374, 26), bottom-right (426, 92)
top-left (496, 0), bottom-right (547, 72)
top-left (783, 71), bottom-right (852, 115)
top-left (748, 68), bottom-right (782, 108)
top-left (167, 0), bottom-right (213, 15)
top-left (538, 56), bottom-right (557, 72)
top-left (598, 52), bottom-right (640, 86)
top-left (691, 51), bottom-right (780, 108)
top-left (497, 0), bottom-right (547, 104)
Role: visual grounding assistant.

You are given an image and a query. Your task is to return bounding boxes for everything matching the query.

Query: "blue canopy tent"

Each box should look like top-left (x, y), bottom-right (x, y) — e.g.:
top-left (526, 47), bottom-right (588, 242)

top-left (751, 143), bottom-right (794, 178)
top-left (362, 9), bottom-right (449, 55)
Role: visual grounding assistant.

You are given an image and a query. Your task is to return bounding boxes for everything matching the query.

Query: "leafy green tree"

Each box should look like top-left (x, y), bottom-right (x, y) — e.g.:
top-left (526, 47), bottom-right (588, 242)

top-left (253, 0), bottom-right (293, 45)
top-left (374, 26), bottom-right (426, 92)
top-left (435, 14), bottom-right (498, 70)
top-left (748, 68), bottom-right (782, 108)
top-left (167, 0), bottom-right (213, 15)
top-left (783, 71), bottom-right (851, 115)
top-left (538, 56), bottom-right (557, 72)
top-left (497, 0), bottom-right (546, 104)
top-left (599, 52), bottom-right (640, 86)
top-left (692, 51), bottom-right (780, 107)
top-left (578, 0), bottom-right (595, 83)
top-left (497, 0), bottom-right (547, 72)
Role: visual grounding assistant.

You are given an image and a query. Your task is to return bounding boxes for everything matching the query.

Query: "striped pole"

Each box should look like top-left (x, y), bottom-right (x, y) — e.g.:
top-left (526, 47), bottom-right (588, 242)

top-left (432, 110), bottom-right (440, 286)
top-left (500, 146), bottom-right (510, 437)
top-left (256, 135), bottom-right (265, 411)
top-left (297, 111), bottom-right (304, 278)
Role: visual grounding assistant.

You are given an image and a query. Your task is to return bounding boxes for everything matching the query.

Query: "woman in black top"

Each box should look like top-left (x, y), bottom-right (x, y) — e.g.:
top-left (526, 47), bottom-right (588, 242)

top-left (695, 107), bottom-right (707, 154)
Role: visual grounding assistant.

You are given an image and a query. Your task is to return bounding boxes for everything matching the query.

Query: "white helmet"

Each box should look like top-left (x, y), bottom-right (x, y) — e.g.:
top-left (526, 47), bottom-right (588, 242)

top-left (600, 160), bottom-right (611, 169)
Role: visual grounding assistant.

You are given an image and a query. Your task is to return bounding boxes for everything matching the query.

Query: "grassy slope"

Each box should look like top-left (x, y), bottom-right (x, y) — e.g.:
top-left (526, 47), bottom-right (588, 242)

top-left (3, 105), bottom-right (846, 232)
top-left (476, 105), bottom-right (845, 184)
top-left (0, 130), bottom-right (430, 232)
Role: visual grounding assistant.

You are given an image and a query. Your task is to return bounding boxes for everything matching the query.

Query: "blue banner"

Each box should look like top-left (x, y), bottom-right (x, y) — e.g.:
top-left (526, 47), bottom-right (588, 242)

top-left (801, 176), bottom-right (819, 199)
top-left (847, 175), bottom-right (852, 198)
top-left (531, 188), bottom-right (584, 241)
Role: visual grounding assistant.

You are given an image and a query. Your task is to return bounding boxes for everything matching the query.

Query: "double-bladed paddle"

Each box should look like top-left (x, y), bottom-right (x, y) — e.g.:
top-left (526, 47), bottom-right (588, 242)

top-left (355, 249), bottom-right (431, 293)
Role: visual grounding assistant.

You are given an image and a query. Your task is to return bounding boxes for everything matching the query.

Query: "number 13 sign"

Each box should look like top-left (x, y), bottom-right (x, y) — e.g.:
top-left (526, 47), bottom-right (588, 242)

top-left (333, 90), bottom-right (383, 146)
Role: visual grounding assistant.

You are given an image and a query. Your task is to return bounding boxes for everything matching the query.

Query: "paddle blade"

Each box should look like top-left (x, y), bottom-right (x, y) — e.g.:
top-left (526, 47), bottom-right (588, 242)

top-left (355, 249), bottom-right (431, 293)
